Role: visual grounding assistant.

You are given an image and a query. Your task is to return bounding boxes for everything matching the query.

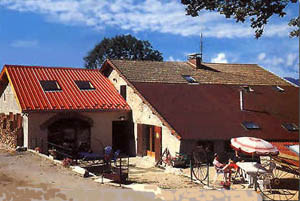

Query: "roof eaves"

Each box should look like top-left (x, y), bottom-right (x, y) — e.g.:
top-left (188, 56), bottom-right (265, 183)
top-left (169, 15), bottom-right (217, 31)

top-left (23, 107), bottom-right (131, 113)
top-left (104, 59), bottom-right (182, 140)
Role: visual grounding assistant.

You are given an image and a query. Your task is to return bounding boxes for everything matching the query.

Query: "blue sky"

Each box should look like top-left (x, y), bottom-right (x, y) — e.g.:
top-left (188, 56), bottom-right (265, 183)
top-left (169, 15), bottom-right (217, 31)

top-left (0, 0), bottom-right (298, 79)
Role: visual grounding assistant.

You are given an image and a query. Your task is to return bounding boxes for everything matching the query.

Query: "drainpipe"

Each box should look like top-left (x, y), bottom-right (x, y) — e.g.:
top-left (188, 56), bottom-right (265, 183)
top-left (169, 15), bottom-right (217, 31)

top-left (240, 90), bottom-right (243, 111)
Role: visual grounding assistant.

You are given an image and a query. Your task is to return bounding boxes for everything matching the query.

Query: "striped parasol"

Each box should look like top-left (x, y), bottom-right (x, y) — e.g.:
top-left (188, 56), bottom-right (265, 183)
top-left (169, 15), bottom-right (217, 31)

top-left (231, 137), bottom-right (279, 156)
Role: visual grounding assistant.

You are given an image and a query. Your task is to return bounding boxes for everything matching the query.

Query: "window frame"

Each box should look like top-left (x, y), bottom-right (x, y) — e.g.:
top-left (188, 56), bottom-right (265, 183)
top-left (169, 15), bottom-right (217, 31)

top-left (182, 75), bottom-right (198, 84)
top-left (241, 121), bottom-right (260, 130)
top-left (74, 80), bottom-right (95, 91)
top-left (282, 123), bottom-right (298, 132)
top-left (40, 80), bottom-right (62, 92)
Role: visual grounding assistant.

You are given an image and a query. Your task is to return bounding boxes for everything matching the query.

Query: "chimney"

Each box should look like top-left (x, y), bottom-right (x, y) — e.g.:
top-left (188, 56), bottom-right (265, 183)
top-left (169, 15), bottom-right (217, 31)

top-left (188, 53), bottom-right (202, 69)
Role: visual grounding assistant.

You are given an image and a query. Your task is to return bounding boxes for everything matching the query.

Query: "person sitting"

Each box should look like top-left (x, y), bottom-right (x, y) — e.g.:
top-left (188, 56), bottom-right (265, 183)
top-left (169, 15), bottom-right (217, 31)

top-left (212, 153), bottom-right (226, 185)
top-left (222, 159), bottom-right (239, 183)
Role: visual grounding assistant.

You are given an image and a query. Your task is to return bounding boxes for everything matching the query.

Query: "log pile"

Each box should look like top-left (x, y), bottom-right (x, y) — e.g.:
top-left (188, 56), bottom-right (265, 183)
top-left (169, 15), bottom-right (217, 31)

top-left (0, 112), bottom-right (23, 148)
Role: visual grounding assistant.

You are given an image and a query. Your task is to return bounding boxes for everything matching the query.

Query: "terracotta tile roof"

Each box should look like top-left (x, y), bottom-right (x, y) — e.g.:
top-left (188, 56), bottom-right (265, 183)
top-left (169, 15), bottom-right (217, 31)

top-left (0, 65), bottom-right (130, 112)
top-left (107, 59), bottom-right (292, 86)
top-left (131, 82), bottom-right (298, 141)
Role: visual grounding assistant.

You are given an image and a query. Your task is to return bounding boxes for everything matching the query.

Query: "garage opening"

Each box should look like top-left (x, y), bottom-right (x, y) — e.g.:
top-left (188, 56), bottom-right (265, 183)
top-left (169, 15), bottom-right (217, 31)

top-left (47, 118), bottom-right (91, 157)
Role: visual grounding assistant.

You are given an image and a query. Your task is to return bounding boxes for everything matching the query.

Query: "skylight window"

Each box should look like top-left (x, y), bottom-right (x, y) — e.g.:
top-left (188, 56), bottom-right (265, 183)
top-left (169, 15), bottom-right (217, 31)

top-left (242, 121), bottom-right (260, 130)
top-left (40, 80), bottom-right (61, 92)
top-left (272, 86), bottom-right (284, 92)
top-left (75, 81), bottom-right (95, 90)
top-left (282, 123), bottom-right (298, 132)
top-left (182, 75), bottom-right (198, 84)
top-left (241, 85), bottom-right (254, 92)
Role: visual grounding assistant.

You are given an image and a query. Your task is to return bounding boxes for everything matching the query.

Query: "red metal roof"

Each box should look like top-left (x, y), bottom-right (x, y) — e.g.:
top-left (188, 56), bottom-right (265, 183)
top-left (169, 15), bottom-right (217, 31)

top-left (271, 142), bottom-right (298, 158)
top-left (131, 82), bottom-right (298, 141)
top-left (0, 65), bottom-right (130, 112)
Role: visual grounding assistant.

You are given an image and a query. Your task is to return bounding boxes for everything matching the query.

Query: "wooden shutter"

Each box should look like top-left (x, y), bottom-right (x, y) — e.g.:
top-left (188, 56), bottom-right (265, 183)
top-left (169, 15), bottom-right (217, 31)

top-left (120, 85), bottom-right (126, 100)
top-left (154, 126), bottom-right (162, 162)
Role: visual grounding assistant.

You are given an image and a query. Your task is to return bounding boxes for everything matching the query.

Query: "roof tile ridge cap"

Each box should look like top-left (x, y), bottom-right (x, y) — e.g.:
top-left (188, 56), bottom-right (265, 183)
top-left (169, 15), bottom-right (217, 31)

top-left (3, 64), bottom-right (100, 71)
top-left (255, 64), bottom-right (298, 87)
top-left (203, 62), bottom-right (258, 65)
top-left (110, 59), bottom-right (170, 64)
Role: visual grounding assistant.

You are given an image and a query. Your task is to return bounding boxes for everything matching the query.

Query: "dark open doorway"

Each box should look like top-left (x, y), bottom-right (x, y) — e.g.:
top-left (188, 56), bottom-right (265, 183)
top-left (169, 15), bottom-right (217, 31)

top-left (112, 121), bottom-right (134, 156)
top-left (47, 118), bottom-right (91, 154)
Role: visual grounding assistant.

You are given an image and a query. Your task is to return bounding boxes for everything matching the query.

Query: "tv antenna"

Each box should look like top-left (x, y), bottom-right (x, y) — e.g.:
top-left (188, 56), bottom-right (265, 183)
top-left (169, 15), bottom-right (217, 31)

top-left (200, 33), bottom-right (203, 61)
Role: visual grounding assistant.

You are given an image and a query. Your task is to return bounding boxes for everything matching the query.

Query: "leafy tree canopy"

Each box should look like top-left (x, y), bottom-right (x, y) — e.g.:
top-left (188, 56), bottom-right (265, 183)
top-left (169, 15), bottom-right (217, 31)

top-left (84, 34), bottom-right (163, 69)
top-left (181, 0), bottom-right (299, 38)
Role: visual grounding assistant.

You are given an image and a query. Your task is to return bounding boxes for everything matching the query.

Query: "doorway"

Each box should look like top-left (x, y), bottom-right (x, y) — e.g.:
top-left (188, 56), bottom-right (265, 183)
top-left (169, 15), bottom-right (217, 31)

top-left (112, 121), bottom-right (134, 156)
top-left (137, 124), bottom-right (162, 162)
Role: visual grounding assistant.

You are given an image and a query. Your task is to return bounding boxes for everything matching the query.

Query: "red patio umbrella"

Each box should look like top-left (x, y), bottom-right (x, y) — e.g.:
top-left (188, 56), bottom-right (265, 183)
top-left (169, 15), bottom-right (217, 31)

top-left (230, 137), bottom-right (279, 156)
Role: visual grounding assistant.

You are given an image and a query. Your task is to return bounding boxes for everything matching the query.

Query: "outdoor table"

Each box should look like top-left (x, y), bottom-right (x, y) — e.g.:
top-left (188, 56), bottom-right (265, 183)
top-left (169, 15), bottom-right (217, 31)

top-left (236, 162), bottom-right (266, 190)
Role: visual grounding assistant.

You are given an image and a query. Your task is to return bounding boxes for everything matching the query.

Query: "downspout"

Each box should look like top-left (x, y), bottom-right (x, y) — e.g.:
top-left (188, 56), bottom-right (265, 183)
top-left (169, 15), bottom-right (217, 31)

top-left (240, 90), bottom-right (243, 111)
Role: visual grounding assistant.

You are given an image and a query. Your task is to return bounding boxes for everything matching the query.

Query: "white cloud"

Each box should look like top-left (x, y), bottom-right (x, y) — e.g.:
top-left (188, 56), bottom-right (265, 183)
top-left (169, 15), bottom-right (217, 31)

top-left (0, 0), bottom-right (291, 38)
top-left (257, 52), bottom-right (299, 79)
top-left (287, 53), bottom-right (297, 66)
top-left (168, 56), bottom-right (175, 61)
top-left (10, 40), bottom-right (38, 48)
top-left (211, 53), bottom-right (228, 63)
top-left (258, 53), bottom-right (266, 61)
top-left (167, 56), bottom-right (181, 61)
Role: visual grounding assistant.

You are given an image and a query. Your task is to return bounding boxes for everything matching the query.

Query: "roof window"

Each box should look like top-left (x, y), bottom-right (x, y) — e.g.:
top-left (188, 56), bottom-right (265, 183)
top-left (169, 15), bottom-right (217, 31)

top-left (241, 85), bottom-right (254, 92)
top-left (242, 121), bottom-right (260, 130)
top-left (282, 123), bottom-right (298, 132)
top-left (272, 86), bottom-right (284, 92)
top-left (40, 80), bottom-right (61, 92)
top-left (182, 75), bottom-right (198, 84)
top-left (75, 81), bottom-right (95, 90)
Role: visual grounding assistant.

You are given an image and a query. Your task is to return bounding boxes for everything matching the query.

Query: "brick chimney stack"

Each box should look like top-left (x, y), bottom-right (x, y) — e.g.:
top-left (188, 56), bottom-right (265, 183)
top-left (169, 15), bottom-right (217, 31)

top-left (188, 53), bottom-right (202, 69)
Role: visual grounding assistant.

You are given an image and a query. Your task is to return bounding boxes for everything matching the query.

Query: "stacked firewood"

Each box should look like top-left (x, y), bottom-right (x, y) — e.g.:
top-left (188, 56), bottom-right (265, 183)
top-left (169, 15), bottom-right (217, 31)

top-left (0, 112), bottom-right (23, 148)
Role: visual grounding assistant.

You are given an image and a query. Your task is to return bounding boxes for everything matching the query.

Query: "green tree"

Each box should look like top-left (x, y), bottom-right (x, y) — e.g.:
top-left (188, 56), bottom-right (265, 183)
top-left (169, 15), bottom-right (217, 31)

top-left (84, 34), bottom-right (163, 69)
top-left (181, 0), bottom-right (299, 38)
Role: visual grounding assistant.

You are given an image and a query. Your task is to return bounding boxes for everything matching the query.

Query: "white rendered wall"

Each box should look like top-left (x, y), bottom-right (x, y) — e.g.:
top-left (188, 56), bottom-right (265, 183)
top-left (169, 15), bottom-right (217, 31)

top-left (107, 70), bottom-right (181, 156)
top-left (0, 83), bottom-right (21, 114)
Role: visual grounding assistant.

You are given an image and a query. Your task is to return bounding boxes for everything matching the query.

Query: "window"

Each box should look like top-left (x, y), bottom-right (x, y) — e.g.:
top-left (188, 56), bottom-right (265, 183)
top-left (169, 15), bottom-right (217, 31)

top-left (282, 123), bottom-right (298, 132)
top-left (241, 85), bottom-right (254, 92)
top-left (182, 75), bottom-right (198, 84)
top-left (242, 121), bottom-right (260, 130)
top-left (120, 85), bottom-right (126, 100)
top-left (75, 81), bottom-right (95, 90)
top-left (272, 86), bottom-right (284, 92)
top-left (40, 80), bottom-right (61, 92)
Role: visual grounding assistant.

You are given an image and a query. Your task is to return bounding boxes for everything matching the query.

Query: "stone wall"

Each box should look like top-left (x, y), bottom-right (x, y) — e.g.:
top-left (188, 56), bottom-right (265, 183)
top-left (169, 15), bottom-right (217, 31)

top-left (0, 112), bottom-right (23, 148)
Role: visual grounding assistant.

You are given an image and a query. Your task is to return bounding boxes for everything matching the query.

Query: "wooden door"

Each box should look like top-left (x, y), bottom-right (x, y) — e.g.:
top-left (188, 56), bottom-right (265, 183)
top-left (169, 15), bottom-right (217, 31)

top-left (154, 126), bottom-right (162, 162)
top-left (137, 124), bottom-right (147, 156)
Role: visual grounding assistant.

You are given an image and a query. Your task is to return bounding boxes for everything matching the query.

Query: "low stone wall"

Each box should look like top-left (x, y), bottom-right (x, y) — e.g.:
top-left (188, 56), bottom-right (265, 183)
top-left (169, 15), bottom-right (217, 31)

top-left (0, 112), bottom-right (23, 148)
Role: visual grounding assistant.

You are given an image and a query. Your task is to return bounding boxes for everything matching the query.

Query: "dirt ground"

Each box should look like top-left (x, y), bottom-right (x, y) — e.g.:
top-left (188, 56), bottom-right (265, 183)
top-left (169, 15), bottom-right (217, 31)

top-left (0, 144), bottom-right (297, 201)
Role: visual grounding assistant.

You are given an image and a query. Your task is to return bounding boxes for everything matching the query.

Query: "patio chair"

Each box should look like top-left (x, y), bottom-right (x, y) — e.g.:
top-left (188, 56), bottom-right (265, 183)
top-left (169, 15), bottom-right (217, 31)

top-left (212, 157), bottom-right (226, 185)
